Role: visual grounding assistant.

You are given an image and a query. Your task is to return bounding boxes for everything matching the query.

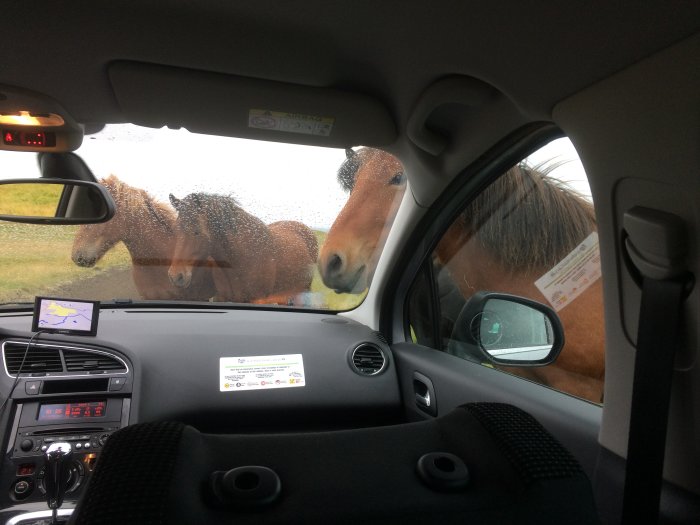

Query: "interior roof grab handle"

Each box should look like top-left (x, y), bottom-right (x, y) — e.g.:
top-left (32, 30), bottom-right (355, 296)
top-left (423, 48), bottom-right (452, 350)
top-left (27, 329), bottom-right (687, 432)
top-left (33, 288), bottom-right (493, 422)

top-left (623, 206), bottom-right (690, 281)
top-left (407, 76), bottom-right (496, 156)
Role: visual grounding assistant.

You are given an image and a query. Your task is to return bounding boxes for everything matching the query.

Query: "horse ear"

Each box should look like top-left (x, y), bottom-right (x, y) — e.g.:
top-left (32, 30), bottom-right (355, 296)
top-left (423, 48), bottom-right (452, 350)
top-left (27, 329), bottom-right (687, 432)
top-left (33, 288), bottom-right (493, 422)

top-left (169, 194), bottom-right (180, 209)
top-left (345, 148), bottom-right (355, 159)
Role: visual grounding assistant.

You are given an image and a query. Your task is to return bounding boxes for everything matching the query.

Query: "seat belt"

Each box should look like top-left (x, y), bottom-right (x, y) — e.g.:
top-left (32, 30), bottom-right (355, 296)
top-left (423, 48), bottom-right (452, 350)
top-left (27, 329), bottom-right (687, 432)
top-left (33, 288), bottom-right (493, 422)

top-left (621, 207), bottom-right (691, 525)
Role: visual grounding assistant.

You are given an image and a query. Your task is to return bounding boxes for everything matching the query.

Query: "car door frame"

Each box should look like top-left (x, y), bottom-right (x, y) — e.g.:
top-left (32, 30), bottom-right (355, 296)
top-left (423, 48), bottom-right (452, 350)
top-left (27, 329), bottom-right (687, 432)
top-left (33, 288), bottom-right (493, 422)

top-left (379, 123), bottom-right (604, 479)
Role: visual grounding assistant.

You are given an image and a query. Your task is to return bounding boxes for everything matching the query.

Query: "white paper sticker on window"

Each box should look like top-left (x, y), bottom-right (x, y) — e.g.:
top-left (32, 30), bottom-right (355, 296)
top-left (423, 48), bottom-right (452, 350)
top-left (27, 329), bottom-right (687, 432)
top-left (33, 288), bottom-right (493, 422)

top-left (220, 354), bottom-right (305, 392)
top-left (248, 109), bottom-right (334, 136)
top-left (535, 232), bottom-right (601, 312)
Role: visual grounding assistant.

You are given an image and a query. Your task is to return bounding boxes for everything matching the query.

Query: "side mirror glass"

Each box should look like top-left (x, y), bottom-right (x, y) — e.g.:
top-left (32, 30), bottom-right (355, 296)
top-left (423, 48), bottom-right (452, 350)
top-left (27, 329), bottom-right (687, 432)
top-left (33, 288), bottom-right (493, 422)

top-left (0, 179), bottom-right (115, 224)
top-left (448, 292), bottom-right (564, 366)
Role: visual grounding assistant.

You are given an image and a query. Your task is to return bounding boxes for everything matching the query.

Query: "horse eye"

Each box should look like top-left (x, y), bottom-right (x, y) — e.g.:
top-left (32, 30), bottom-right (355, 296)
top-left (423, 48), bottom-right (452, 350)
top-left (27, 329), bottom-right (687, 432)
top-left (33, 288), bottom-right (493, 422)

top-left (389, 172), bottom-right (405, 185)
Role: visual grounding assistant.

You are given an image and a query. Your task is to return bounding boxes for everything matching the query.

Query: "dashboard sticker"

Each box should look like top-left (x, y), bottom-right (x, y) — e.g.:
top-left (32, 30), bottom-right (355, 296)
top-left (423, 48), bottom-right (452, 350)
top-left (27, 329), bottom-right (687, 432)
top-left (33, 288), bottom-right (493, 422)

top-left (220, 354), bottom-right (305, 392)
top-left (535, 231), bottom-right (601, 312)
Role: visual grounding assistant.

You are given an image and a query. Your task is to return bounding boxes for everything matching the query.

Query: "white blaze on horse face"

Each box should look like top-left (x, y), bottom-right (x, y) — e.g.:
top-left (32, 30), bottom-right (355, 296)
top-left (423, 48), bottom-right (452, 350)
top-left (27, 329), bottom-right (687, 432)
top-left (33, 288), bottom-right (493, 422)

top-left (319, 149), bottom-right (406, 294)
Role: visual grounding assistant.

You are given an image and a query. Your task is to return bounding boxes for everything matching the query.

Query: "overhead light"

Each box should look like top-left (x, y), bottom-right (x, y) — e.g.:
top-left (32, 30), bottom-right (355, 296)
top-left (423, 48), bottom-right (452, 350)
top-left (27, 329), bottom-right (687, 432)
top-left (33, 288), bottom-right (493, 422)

top-left (0, 111), bottom-right (65, 127)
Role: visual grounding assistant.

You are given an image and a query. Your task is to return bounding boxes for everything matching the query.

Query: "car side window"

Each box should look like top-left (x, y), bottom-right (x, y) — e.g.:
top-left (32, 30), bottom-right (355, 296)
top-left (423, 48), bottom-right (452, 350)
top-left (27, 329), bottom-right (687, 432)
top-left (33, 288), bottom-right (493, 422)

top-left (408, 138), bottom-right (605, 403)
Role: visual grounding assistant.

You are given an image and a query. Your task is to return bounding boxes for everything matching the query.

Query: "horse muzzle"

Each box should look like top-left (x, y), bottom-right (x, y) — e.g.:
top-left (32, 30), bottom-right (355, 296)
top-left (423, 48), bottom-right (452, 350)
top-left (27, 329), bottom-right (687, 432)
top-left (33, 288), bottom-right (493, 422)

top-left (168, 268), bottom-right (192, 288)
top-left (72, 253), bottom-right (97, 268)
top-left (320, 252), bottom-right (367, 294)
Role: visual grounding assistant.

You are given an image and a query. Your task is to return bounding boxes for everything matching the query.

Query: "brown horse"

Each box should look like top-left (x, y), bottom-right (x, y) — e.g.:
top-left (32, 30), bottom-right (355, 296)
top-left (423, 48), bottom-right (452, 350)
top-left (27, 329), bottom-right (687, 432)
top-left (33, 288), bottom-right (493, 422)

top-left (71, 175), bottom-right (216, 301)
top-left (168, 193), bottom-right (318, 304)
top-left (436, 164), bottom-right (604, 402)
top-left (320, 148), bottom-right (605, 403)
top-left (318, 148), bottom-right (406, 293)
top-left (267, 220), bottom-right (320, 302)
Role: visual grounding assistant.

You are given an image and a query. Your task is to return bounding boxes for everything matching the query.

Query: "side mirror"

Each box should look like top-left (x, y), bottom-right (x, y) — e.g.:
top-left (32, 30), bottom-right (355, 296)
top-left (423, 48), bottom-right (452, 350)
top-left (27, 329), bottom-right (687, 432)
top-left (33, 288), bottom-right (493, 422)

top-left (448, 292), bottom-right (564, 366)
top-left (0, 179), bottom-right (115, 224)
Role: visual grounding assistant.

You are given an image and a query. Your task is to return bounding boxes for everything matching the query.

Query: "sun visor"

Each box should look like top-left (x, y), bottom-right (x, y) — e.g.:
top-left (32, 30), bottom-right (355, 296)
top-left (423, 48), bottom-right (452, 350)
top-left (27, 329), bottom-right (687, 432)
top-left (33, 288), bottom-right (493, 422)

top-left (108, 62), bottom-right (396, 148)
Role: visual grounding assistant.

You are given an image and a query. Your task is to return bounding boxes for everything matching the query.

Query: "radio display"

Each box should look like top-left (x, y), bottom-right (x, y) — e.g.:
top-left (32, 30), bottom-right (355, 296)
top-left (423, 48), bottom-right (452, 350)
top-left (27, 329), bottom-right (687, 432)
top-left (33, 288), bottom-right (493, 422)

top-left (38, 401), bottom-right (106, 421)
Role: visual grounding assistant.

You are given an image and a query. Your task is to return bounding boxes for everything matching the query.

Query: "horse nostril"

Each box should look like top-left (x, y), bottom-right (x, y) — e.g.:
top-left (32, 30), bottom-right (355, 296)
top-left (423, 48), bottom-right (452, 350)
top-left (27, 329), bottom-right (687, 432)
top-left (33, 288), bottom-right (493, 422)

top-left (326, 253), bottom-right (344, 277)
top-left (170, 271), bottom-right (192, 288)
top-left (75, 254), bottom-right (93, 267)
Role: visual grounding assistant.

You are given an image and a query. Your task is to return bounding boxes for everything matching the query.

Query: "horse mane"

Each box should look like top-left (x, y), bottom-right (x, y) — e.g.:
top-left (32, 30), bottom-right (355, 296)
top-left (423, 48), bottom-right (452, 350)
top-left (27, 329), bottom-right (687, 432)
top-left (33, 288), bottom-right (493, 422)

top-left (101, 175), bottom-right (175, 231)
top-left (176, 193), bottom-right (243, 238)
top-left (337, 148), bottom-right (377, 192)
top-left (461, 163), bottom-right (596, 272)
top-left (336, 149), bottom-right (595, 271)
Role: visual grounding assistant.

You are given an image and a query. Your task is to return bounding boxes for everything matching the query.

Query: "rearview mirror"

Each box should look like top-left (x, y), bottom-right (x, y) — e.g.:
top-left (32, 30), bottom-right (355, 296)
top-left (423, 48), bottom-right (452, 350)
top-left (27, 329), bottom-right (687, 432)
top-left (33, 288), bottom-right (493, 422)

top-left (448, 292), bottom-right (564, 366)
top-left (0, 179), bottom-right (115, 224)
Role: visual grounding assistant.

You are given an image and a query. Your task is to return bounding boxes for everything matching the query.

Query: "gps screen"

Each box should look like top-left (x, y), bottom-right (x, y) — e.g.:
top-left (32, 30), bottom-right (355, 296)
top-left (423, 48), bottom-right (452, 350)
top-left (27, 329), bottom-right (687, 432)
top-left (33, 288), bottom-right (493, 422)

top-left (32, 297), bottom-right (99, 336)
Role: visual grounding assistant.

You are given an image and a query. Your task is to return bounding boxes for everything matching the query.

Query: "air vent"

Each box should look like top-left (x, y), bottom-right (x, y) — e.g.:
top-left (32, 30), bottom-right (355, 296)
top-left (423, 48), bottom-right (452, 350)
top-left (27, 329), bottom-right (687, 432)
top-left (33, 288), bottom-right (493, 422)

top-left (350, 343), bottom-right (387, 376)
top-left (63, 349), bottom-right (126, 372)
top-left (2, 341), bottom-right (128, 377)
top-left (3, 342), bottom-right (63, 374)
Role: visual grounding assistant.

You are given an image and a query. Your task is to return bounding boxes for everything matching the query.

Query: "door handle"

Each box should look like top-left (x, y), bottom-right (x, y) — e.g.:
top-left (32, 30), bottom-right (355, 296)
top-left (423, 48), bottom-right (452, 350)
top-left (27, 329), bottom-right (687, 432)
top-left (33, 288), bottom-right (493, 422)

top-left (415, 390), bottom-right (431, 408)
top-left (413, 371), bottom-right (437, 416)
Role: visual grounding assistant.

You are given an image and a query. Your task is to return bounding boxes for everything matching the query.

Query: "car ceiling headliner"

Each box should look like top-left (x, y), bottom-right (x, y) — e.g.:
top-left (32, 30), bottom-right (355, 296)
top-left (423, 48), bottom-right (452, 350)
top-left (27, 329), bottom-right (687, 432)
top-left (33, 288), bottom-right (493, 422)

top-left (4, 1), bottom-right (700, 131)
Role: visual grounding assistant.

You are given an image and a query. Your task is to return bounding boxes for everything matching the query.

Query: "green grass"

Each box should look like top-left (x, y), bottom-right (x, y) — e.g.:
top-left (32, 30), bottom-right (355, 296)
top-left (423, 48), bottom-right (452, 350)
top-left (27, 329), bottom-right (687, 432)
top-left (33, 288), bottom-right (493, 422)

top-left (0, 224), bottom-right (366, 310)
top-left (0, 183), bottom-right (64, 217)
top-left (0, 223), bottom-right (130, 304)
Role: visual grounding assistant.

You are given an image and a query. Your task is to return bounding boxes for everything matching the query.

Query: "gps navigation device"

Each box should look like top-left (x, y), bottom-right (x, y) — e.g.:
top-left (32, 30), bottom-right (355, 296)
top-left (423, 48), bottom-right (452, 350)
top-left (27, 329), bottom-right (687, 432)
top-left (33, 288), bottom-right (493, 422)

top-left (31, 296), bottom-right (100, 336)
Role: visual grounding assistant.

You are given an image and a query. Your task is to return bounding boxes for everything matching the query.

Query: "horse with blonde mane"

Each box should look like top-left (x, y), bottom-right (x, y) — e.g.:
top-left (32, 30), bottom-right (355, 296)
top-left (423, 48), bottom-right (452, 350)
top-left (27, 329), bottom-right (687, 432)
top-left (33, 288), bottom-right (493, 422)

top-left (71, 175), bottom-right (216, 301)
top-left (168, 193), bottom-right (318, 304)
top-left (319, 148), bottom-right (605, 403)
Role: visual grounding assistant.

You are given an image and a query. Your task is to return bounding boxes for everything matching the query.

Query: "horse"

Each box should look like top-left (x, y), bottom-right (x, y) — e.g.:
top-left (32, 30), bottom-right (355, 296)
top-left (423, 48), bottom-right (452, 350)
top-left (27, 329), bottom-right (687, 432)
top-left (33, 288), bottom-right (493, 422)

top-left (318, 148), bottom-right (406, 293)
top-left (266, 220), bottom-right (320, 302)
top-left (436, 163), bottom-right (604, 402)
top-left (71, 175), bottom-right (217, 301)
top-left (320, 147), bottom-right (605, 403)
top-left (167, 193), bottom-right (318, 304)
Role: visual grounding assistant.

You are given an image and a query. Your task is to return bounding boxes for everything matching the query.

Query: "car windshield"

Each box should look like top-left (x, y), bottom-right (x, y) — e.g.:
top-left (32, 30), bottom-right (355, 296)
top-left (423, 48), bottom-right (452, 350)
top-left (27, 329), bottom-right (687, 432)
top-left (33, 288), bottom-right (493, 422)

top-left (0, 124), bottom-right (407, 310)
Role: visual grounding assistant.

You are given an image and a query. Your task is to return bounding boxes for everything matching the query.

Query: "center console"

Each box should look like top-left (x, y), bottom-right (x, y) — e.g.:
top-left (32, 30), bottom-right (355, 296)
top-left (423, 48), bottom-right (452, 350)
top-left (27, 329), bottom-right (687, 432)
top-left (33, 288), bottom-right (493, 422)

top-left (5, 398), bottom-right (128, 504)
top-left (0, 339), bottom-right (133, 522)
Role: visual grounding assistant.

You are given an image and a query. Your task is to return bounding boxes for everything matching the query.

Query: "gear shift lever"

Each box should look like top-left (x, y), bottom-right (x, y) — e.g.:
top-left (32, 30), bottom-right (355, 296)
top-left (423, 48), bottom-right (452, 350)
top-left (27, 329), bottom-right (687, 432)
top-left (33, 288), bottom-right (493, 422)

top-left (44, 442), bottom-right (73, 524)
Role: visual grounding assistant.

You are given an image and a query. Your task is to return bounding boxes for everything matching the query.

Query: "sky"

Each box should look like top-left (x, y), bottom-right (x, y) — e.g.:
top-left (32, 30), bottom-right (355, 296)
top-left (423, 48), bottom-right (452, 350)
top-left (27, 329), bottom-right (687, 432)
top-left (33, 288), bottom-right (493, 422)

top-left (1, 125), bottom-right (348, 229)
top-left (524, 137), bottom-right (591, 199)
top-left (0, 126), bottom-right (591, 228)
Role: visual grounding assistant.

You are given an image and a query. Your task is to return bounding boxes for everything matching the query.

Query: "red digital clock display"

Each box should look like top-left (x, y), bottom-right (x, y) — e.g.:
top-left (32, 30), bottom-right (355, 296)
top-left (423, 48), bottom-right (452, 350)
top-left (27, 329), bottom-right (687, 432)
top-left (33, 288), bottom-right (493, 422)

top-left (2, 130), bottom-right (56, 147)
top-left (38, 401), bottom-right (106, 421)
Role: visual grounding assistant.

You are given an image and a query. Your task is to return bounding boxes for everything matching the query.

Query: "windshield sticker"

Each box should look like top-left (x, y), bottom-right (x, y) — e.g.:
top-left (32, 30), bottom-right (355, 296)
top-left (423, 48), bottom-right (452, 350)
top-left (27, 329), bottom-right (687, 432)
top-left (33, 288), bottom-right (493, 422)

top-left (220, 354), bottom-right (305, 392)
top-left (248, 109), bottom-right (334, 137)
top-left (535, 231), bottom-right (601, 312)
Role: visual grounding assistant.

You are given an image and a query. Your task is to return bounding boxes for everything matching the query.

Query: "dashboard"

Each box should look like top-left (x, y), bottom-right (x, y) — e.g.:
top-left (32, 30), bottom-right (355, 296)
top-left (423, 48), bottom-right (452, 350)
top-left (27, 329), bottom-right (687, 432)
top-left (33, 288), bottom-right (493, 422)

top-left (0, 308), bottom-right (400, 519)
